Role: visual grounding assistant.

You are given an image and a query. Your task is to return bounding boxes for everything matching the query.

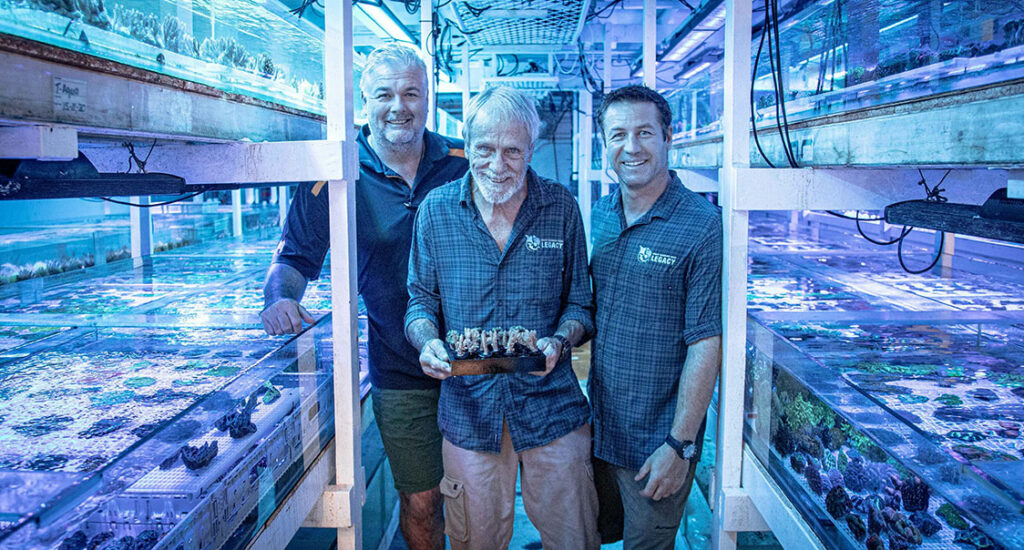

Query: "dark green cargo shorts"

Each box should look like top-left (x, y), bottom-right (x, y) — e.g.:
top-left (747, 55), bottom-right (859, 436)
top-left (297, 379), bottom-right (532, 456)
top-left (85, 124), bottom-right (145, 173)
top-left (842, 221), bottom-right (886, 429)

top-left (370, 386), bottom-right (444, 494)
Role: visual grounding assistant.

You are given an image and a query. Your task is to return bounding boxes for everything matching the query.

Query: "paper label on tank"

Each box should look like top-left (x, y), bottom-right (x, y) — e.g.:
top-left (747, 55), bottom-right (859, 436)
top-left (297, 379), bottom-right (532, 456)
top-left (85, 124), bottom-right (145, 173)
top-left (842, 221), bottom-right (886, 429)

top-left (53, 77), bottom-right (87, 116)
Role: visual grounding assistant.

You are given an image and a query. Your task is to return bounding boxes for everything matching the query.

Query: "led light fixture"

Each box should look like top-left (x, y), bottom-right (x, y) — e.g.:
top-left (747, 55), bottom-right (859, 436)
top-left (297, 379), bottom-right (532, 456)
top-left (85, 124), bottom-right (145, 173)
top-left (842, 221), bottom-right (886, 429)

top-left (354, 0), bottom-right (414, 44)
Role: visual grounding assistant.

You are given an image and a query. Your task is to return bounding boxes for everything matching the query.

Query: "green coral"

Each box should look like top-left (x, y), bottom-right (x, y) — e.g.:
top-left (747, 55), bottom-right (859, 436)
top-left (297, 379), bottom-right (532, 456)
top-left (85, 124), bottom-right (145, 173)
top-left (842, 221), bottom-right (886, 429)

top-left (172, 378), bottom-right (207, 387)
top-left (90, 390), bottom-right (136, 407)
top-left (990, 372), bottom-right (1024, 387)
top-left (837, 449), bottom-right (849, 473)
top-left (937, 503), bottom-right (969, 530)
top-left (935, 394), bottom-right (962, 406)
top-left (783, 393), bottom-right (833, 429)
top-left (945, 366), bottom-right (966, 378)
top-left (132, 360), bottom-right (153, 370)
top-left (204, 366), bottom-right (240, 377)
top-left (124, 376), bottom-right (157, 388)
top-left (897, 394), bottom-right (928, 404)
top-left (856, 361), bottom-right (939, 377)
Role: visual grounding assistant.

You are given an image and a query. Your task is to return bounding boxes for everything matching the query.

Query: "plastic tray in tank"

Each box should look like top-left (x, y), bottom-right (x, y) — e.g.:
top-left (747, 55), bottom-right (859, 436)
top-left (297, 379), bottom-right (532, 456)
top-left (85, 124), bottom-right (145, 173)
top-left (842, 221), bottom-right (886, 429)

top-left (0, 327), bottom-right (278, 474)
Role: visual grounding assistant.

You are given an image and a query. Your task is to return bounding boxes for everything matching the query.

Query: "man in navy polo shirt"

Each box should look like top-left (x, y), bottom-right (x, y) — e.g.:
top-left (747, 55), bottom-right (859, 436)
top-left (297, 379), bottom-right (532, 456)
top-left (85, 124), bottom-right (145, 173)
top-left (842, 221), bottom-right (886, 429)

top-left (405, 86), bottom-right (599, 549)
top-left (589, 85), bottom-right (723, 549)
top-left (261, 44), bottom-right (467, 550)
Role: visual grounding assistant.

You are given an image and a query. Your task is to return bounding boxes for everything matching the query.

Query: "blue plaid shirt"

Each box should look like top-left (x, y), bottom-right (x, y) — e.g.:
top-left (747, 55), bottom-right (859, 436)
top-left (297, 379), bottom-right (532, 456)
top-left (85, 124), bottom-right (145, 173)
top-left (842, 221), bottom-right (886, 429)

top-left (589, 172), bottom-right (722, 470)
top-left (406, 169), bottom-right (594, 453)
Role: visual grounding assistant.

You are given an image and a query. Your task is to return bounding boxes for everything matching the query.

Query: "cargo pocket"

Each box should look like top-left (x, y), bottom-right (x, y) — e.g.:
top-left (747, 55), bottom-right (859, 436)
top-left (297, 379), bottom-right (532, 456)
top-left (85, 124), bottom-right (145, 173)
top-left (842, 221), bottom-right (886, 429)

top-left (440, 475), bottom-right (469, 543)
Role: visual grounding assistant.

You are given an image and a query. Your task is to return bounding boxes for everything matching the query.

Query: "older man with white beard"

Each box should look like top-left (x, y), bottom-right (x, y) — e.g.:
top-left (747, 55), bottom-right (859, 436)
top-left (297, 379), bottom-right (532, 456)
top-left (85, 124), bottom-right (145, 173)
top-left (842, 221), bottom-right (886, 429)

top-left (405, 86), bottom-right (600, 550)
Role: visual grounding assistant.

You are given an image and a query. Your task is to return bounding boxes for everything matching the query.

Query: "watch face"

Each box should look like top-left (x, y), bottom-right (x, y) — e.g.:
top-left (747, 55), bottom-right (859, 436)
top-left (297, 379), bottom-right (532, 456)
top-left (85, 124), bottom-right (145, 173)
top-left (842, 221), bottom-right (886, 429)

top-left (683, 442), bottom-right (697, 460)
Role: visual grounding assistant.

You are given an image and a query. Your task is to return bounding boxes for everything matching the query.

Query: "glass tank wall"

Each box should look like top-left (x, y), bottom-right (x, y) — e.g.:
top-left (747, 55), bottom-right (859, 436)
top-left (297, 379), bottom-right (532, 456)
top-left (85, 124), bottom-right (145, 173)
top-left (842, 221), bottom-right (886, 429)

top-left (0, 0), bottom-right (325, 113)
top-left (665, 0), bottom-right (1024, 149)
top-left (744, 212), bottom-right (1024, 549)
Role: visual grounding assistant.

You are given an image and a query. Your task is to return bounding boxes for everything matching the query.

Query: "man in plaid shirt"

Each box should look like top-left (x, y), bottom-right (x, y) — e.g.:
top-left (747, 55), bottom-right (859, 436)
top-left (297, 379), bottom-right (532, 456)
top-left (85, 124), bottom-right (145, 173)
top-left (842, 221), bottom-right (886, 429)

top-left (405, 86), bottom-right (599, 550)
top-left (589, 85), bottom-right (723, 549)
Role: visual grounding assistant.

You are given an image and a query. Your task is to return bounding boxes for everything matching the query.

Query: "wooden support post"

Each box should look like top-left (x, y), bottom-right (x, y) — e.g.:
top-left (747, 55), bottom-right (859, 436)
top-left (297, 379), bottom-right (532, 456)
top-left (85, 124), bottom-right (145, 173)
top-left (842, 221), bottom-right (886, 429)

top-left (324, 0), bottom-right (362, 547)
top-left (421, 0), bottom-right (435, 131)
top-left (643, 0), bottom-right (656, 88)
top-left (578, 90), bottom-right (593, 251)
top-left (129, 196), bottom-right (152, 266)
top-left (231, 189), bottom-right (243, 237)
top-left (279, 185), bottom-right (290, 229)
top-left (714, 1), bottom-right (753, 549)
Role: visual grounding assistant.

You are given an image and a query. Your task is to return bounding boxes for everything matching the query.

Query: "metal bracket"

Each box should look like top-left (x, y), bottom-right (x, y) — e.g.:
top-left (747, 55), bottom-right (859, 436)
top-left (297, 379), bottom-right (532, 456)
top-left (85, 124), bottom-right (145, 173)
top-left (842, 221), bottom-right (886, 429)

top-left (0, 125), bottom-right (78, 161)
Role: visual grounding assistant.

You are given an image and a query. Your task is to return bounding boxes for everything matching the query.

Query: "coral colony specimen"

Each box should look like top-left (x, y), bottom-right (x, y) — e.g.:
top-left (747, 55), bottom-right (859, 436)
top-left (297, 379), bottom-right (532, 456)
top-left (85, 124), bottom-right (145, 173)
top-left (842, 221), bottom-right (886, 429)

top-left (180, 440), bottom-right (217, 470)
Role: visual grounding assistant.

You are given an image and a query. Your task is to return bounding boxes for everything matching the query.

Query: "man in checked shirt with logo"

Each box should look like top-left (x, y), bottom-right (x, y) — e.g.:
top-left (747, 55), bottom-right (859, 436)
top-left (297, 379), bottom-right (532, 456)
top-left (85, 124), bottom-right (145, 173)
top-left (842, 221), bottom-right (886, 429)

top-left (405, 86), bottom-right (600, 550)
top-left (589, 85), bottom-right (723, 549)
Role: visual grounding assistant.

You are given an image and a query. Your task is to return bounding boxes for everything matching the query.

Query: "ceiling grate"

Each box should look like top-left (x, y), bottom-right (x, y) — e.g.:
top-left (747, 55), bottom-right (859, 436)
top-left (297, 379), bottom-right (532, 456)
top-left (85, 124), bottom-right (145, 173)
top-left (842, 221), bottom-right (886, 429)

top-left (448, 0), bottom-right (590, 47)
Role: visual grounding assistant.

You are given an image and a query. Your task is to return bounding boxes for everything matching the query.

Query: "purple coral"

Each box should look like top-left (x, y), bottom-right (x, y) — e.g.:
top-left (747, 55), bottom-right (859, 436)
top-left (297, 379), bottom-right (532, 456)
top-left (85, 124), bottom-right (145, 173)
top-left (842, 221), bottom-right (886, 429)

top-left (899, 476), bottom-right (930, 512)
top-left (865, 534), bottom-right (884, 550)
top-left (827, 468), bottom-right (845, 491)
top-left (805, 462), bottom-right (825, 495)
top-left (845, 457), bottom-right (870, 492)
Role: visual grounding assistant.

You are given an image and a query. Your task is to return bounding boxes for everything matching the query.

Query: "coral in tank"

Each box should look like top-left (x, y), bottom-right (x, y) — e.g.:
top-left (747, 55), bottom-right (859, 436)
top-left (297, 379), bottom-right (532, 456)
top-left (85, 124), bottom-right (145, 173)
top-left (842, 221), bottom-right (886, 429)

top-left (845, 513), bottom-right (867, 541)
top-left (897, 476), bottom-right (930, 512)
top-left (910, 511), bottom-right (941, 537)
top-left (805, 461), bottom-right (825, 495)
top-left (937, 502), bottom-right (969, 530)
top-left (789, 451), bottom-right (807, 474)
top-left (181, 440), bottom-right (217, 470)
top-left (825, 485), bottom-right (851, 519)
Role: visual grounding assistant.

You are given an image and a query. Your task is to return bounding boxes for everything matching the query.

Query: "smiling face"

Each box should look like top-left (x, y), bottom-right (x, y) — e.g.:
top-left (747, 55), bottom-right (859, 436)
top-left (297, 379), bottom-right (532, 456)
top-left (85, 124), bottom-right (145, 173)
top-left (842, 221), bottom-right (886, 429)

top-left (468, 110), bottom-right (533, 205)
top-left (361, 62), bottom-right (428, 150)
top-left (602, 100), bottom-right (671, 192)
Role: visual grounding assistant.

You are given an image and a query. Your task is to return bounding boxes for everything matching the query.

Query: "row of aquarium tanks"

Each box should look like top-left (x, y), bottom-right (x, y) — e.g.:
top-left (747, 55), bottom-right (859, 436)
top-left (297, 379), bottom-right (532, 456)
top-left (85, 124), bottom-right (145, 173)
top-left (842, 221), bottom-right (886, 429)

top-left (664, 0), bottom-right (1024, 153)
top-left (0, 213), bottom-right (371, 549)
top-left (742, 212), bottom-right (1024, 550)
top-left (0, 195), bottom-right (280, 287)
top-left (1, 204), bottom-right (1023, 550)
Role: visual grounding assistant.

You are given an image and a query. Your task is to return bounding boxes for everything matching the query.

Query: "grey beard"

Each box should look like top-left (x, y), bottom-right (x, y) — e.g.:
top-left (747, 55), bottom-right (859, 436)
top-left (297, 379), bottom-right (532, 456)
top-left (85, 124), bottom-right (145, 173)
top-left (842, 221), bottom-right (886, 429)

top-left (476, 176), bottom-right (523, 204)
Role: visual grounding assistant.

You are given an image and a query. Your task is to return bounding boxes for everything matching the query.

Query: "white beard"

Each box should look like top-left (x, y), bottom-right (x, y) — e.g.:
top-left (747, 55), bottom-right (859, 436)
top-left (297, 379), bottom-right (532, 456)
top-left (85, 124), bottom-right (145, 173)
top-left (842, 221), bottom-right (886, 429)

top-left (476, 175), bottom-right (524, 204)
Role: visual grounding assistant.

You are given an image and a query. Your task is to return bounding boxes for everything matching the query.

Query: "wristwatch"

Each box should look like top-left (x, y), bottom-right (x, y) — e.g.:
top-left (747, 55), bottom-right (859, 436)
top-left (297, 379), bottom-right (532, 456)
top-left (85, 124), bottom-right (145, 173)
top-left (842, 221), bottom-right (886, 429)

top-left (665, 434), bottom-right (698, 461)
top-left (551, 334), bottom-right (572, 362)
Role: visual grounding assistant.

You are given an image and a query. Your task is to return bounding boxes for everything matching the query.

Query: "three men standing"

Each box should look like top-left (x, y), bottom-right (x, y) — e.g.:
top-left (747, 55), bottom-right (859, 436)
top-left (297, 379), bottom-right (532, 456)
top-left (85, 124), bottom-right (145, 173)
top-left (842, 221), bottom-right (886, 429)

top-left (590, 85), bottom-right (723, 549)
top-left (265, 43), bottom-right (722, 547)
top-left (262, 44), bottom-right (467, 550)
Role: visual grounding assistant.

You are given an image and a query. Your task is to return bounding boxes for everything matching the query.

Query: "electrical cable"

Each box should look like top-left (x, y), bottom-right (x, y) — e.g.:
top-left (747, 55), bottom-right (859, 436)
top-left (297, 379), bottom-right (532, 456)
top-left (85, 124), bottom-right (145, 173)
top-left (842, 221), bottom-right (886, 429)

top-left (898, 229), bottom-right (945, 274)
top-left (101, 191), bottom-right (206, 208)
top-left (751, 7), bottom-right (775, 168)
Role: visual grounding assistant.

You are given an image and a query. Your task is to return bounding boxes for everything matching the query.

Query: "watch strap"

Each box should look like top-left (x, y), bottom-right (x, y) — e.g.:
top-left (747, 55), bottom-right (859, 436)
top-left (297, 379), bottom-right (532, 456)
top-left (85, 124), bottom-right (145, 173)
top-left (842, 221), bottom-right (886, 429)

top-left (551, 334), bottom-right (571, 361)
top-left (665, 434), bottom-right (697, 461)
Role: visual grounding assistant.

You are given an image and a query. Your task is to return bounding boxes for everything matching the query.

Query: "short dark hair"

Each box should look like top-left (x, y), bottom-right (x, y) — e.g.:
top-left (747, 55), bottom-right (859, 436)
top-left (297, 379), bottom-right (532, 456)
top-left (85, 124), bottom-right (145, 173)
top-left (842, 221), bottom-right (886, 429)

top-left (596, 85), bottom-right (673, 140)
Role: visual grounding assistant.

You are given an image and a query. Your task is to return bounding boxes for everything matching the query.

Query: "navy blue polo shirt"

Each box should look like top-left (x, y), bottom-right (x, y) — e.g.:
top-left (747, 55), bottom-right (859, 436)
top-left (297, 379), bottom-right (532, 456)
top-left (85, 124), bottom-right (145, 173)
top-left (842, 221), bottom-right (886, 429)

top-left (589, 172), bottom-right (722, 470)
top-left (405, 169), bottom-right (594, 452)
top-left (273, 126), bottom-right (468, 390)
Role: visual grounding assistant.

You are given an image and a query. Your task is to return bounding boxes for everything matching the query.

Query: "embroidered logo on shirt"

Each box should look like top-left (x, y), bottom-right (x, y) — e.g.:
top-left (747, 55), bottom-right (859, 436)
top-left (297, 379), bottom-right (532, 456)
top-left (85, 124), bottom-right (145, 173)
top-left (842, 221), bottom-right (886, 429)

top-left (637, 245), bottom-right (677, 265)
top-left (525, 235), bottom-right (564, 251)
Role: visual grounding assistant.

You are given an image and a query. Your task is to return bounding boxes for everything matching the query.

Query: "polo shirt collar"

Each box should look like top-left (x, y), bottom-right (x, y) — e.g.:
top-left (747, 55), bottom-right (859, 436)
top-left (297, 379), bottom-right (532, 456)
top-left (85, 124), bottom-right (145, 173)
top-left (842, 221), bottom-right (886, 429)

top-left (458, 167), bottom-right (552, 208)
top-left (612, 170), bottom-right (684, 227)
top-left (357, 125), bottom-right (450, 176)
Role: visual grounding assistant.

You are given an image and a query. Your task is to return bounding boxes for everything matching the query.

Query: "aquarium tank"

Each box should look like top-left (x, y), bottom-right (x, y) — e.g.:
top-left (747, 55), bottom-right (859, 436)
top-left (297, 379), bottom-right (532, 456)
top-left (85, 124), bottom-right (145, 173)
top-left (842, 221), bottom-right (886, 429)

top-left (665, 0), bottom-right (1024, 150)
top-left (0, 0), bottom-right (326, 113)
